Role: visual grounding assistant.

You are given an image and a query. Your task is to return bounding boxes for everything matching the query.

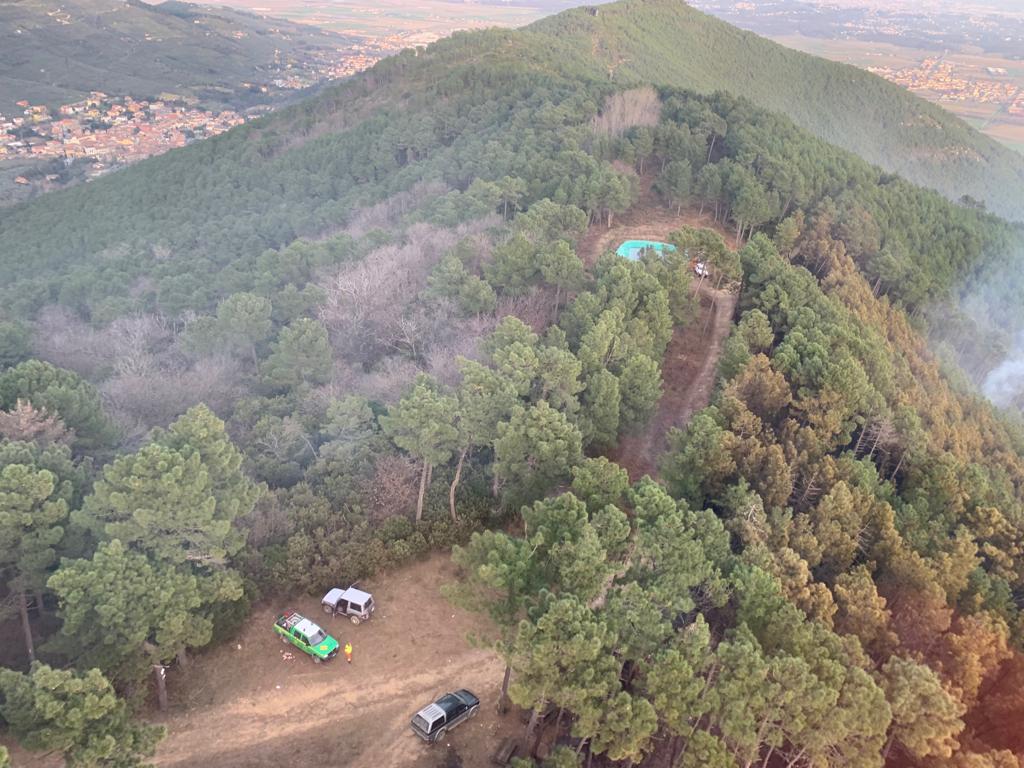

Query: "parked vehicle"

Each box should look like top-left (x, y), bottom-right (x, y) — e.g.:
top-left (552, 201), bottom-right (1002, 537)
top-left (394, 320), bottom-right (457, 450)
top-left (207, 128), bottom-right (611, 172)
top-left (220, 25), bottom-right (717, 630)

top-left (410, 689), bottom-right (480, 743)
top-left (321, 586), bottom-right (375, 624)
top-left (273, 610), bottom-right (339, 662)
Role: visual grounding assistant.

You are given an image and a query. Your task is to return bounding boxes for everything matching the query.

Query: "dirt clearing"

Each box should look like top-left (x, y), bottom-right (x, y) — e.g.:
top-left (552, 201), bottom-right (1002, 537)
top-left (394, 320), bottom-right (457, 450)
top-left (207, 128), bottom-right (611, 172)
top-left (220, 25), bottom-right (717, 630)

top-left (150, 555), bottom-right (511, 768)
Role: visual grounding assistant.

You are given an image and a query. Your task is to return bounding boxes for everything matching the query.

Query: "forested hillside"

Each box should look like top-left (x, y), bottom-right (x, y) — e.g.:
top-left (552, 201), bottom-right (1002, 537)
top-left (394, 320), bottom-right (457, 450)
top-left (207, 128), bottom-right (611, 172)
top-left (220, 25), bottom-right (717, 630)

top-left (529, 0), bottom-right (1024, 221)
top-left (0, 0), bottom-right (348, 115)
top-left (3, 1), bottom-right (1024, 766)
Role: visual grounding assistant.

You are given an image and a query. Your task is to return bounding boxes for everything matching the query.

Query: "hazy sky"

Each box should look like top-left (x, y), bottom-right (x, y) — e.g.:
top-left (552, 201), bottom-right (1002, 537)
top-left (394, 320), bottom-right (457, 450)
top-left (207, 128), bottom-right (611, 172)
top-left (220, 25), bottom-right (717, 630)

top-left (756, 0), bottom-right (1024, 14)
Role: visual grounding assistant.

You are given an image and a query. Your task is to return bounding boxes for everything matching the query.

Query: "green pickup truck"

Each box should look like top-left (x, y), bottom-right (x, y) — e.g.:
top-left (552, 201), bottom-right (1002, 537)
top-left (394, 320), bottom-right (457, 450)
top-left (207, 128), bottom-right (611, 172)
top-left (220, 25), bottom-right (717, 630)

top-left (274, 610), bottom-right (339, 663)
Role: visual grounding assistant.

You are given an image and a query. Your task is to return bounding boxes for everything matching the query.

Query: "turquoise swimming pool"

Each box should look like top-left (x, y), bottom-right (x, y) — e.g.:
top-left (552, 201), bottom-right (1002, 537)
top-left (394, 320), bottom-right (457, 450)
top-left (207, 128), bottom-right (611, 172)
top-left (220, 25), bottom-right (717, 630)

top-left (615, 240), bottom-right (677, 260)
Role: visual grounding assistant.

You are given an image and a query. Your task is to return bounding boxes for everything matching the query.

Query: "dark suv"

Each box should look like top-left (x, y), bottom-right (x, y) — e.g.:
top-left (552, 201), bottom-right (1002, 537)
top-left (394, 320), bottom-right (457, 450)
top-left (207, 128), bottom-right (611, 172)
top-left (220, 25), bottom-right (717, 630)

top-left (410, 689), bottom-right (480, 743)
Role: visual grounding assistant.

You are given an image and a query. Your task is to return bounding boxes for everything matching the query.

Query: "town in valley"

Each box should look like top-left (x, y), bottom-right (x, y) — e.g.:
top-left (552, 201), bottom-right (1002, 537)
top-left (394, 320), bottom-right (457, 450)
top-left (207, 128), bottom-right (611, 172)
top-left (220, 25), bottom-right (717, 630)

top-left (0, 37), bottom-right (392, 201)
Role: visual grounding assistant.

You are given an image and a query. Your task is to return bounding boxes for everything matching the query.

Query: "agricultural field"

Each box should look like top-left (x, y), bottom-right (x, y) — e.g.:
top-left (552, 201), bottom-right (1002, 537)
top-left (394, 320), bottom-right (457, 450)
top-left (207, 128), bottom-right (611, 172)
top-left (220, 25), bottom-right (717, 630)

top-left (772, 33), bottom-right (1024, 154)
top-left (215, 0), bottom-right (543, 39)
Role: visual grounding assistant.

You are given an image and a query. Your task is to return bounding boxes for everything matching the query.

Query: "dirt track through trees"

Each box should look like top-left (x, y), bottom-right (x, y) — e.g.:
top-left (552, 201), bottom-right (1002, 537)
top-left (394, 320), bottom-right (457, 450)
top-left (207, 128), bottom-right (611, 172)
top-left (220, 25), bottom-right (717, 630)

top-left (610, 281), bottom-right (737, 480)
top-left (579, 200), bottom-right (740, 481)
top-left (148, 556), bottom-right (511, 768)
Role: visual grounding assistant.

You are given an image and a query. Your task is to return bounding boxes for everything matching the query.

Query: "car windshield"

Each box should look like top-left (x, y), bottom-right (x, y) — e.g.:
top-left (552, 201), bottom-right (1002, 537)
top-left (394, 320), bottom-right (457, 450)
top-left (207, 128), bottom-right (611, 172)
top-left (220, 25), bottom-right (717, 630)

top-left (308, 629), bottom-right (326, 645)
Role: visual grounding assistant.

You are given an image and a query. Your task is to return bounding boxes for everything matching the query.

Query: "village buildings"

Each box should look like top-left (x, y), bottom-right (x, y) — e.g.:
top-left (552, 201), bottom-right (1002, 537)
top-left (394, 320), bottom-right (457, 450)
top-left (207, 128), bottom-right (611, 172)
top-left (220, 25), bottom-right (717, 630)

top-left (0, 46), bottom-right (387, 187)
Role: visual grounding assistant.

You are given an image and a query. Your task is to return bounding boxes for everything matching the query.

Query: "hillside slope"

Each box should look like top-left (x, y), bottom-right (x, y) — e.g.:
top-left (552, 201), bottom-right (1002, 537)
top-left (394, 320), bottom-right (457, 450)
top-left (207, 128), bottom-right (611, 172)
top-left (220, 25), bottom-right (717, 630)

top-left (0, 0), bottom-right (348, 114)
top-left (523, 0), bottom-right (1024, 221)
top-left (0, 0), bottom-right (1020, 321)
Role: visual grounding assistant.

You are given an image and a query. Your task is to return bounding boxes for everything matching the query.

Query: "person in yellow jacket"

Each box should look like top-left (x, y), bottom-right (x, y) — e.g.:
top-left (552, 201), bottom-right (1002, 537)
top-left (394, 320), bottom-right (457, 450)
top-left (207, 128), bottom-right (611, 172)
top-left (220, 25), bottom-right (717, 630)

top-left (344, 641), bottom-right (353, 664)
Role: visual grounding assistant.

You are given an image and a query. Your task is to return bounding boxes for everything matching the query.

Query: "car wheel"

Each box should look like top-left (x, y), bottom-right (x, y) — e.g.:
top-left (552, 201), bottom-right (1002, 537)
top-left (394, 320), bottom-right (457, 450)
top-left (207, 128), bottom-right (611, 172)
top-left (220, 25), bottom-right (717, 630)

top-left (313, 655), bottom-right (322, 664)
top-left (469, 706), bottom-right (478, 719)
top-left (434, 728), bottom-right (446, 743)
top-left (322, 604), bottom-right (333, 615)
top-left (281, 636), bottom-right (289, 644)
top-left (350, 615), bottom-right (361, 626)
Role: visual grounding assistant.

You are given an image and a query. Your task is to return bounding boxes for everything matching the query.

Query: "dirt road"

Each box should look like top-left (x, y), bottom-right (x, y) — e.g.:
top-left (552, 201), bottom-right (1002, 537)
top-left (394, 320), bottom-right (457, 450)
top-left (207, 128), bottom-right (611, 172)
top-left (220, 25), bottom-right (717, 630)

top-left (150, 556), bottom-right (511, 768)
top-left (578, 198), bottom-right (740, 481)
top-left (610, 281), bottom-right (737, 480)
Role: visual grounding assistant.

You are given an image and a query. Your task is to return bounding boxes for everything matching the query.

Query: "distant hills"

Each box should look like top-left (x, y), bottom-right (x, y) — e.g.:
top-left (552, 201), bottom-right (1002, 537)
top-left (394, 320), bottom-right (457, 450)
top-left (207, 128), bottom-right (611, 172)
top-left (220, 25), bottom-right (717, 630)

top-left (0, 0), bottom-right (350, 116)
top-left (2, 0), bottom-right (1023, 297)
top-left (524, 0), bottom-right (1024, 221)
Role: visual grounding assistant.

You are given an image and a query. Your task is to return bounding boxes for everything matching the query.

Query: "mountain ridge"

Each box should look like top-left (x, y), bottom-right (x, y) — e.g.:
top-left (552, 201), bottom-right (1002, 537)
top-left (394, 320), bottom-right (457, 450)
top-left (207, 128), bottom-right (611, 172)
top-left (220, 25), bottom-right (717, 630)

top-left (0, 0), bottom-right (1020, 318)
top-left (0, 0), bottom-right (349, 115)
top-left (517, 0), bottom-right (1024, 220)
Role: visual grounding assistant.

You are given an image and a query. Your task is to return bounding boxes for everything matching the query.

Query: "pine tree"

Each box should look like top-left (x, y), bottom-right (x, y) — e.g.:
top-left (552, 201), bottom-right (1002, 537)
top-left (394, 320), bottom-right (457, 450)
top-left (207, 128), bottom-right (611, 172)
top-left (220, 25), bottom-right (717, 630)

top-left (579, 370), bottom-right (620, 450)
top-left (0, 461), bottom-right (68, 660)
top-left (214, 292), bottom-right (273, 366)
top-left (508, 595), bottom-right (618, 755)
top-left (570, 457), bottom-right (630, 513)
top-left (380, 374), bottom-right (459, 521)
top-left (0, 663), bottom-right (164, 767)
top-left (450, 360), bottom-right (518, 519)
top-left (537, 240), bottom-right (584, 316)
top-left (261, 318), bottom-right (332, 390)
top-left (48, 539), bottom-right (209, 682)
top-left (0, 360), bottom-right (116, 450)
top-left (617, 353), bottom-right (662, 428)
top-left (880, 656), bottom-right (965, 761)
top-left (493, 402), bottom-right (582, 507)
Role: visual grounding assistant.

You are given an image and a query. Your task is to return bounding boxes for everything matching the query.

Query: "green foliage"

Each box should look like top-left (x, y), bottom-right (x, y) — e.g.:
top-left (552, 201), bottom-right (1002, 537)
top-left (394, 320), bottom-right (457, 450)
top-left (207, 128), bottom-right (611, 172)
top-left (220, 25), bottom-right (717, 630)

top-left (486, 234), bottom-right (539, 295)
top-left (570, 457), bottom-right (630, 512)
top-left (578, 370), bottom-right (620, 450)
top-left (508, 595), bottom-right (618, 724)
top-left (0, 663), bottom-right (164, 767)
top-left (268, 483), bottom-right (488, 595)
top-left (662, 407), bottom-right (737, 507)
top-left (50, 406), bottom-right (257, 680)
top-left (381, 376), bottom-right (460, 467)
top-left (426, 254), bottom-right (497, 315)
top-left (0, 460), bottom-right (68, 595)
top-left (513, 200), bottom-right (588, 245)
top-left (880, 656), bottom-right (965, 760)
top-left (211, 292), bottom-right (273, 363)
top-left (493, 402), bottom-right (582, 507)
top-left (456, 360), bottom-right (520, 450)
top-left (541, 746), bottom-right (580, 768)
top-left (48, 539), bottom-right (208, 681)
top-left (81, 405), bottom-right (258, 567)
top-left (0, 361), bottom-right (116, 450)
top-left (617, 353), bottom-right (662, 428)
top-left (2, 3), bottom-right (1024, 763)
top-left (657, 159), bottom-right (693, 213)
top-left (260, 319), bottom-right (332, 391)
top-left (0, 321), bottom-right (30, 370)
top-left (523, 493), bottom-right (609, 602)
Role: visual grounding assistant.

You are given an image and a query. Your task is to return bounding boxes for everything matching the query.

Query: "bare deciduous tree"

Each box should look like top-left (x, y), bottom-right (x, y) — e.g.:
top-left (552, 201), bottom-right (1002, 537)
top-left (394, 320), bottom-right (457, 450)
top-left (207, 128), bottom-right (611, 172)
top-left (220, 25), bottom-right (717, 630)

top-left (32, 306), bottom-right (109, 379)
top-left (101, 356), bottom-right (240, 431)
top-left (496, 288), bottom-right (554, 334)
top-left (590, 86), bottom-right (661, 136)
top-left (343, 182), bottom-right (450, 238)
top-left (362, 453), bottom-right (420, 520)
top-left (319, 224), bottom-right (461, 366)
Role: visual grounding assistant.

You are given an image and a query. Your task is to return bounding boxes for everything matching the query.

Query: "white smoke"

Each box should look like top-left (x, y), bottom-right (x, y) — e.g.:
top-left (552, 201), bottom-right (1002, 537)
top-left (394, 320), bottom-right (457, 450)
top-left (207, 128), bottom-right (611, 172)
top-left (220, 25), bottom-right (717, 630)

top-left (937, 236), bottom-right (1024, 409)
top-left (982, 344), bottom-right (1024, 408)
